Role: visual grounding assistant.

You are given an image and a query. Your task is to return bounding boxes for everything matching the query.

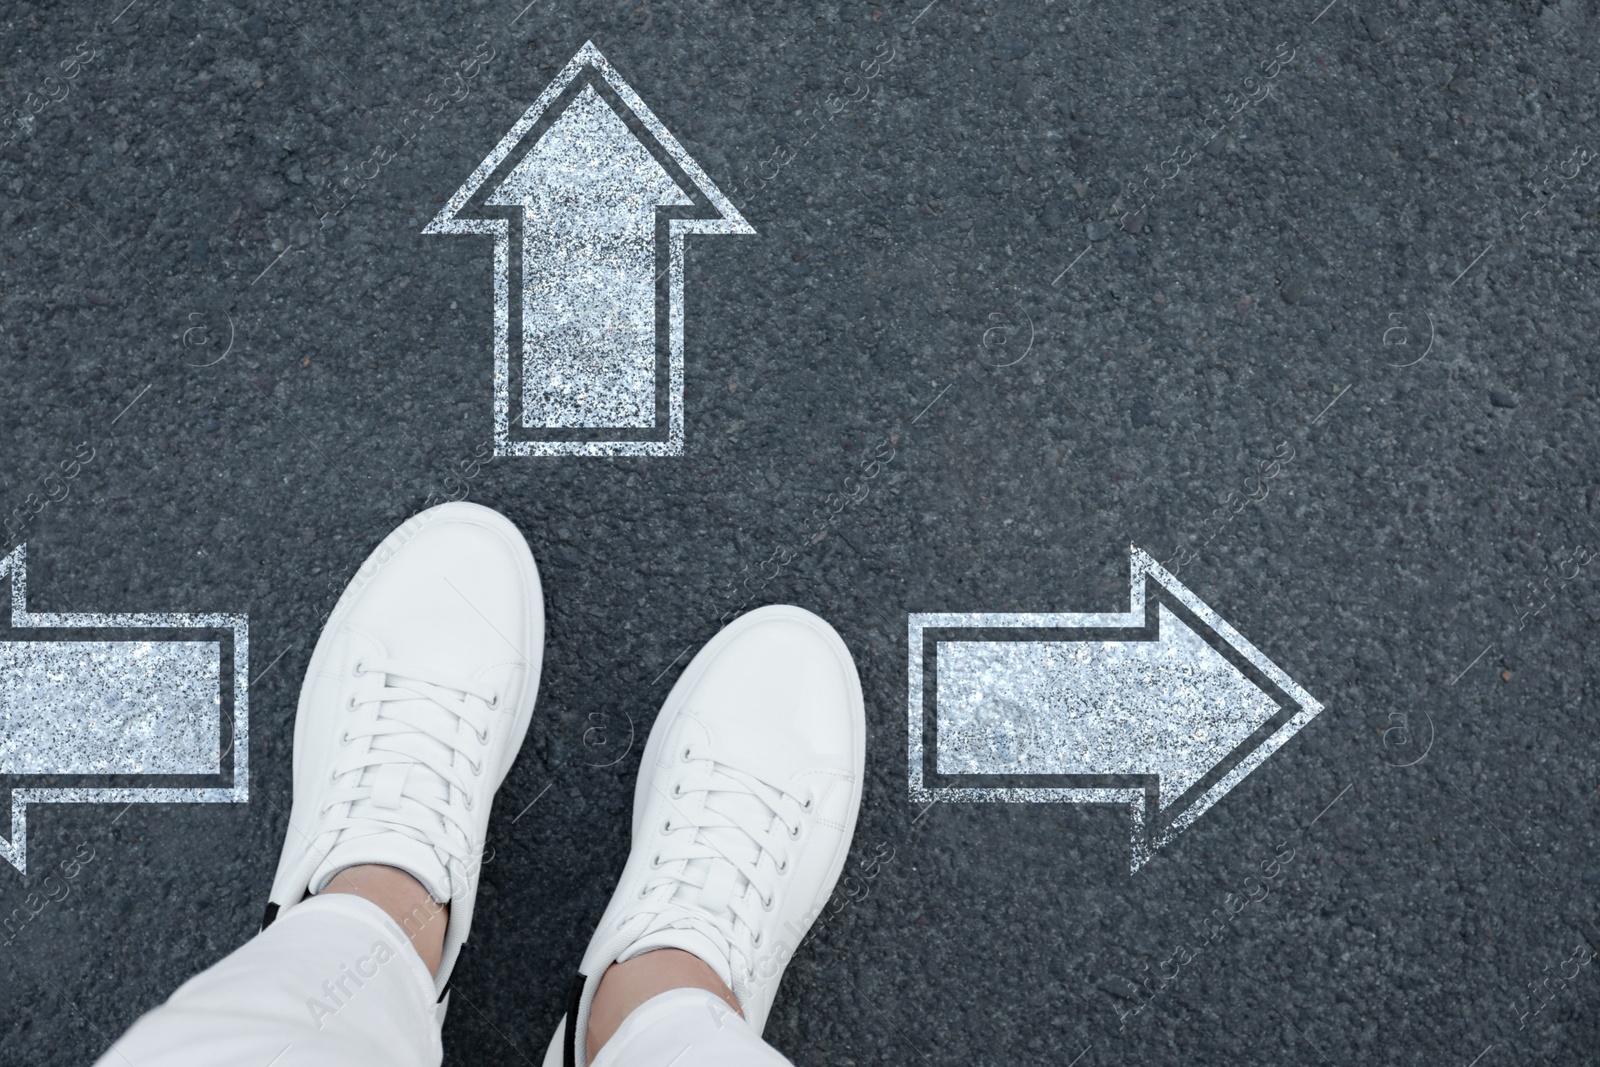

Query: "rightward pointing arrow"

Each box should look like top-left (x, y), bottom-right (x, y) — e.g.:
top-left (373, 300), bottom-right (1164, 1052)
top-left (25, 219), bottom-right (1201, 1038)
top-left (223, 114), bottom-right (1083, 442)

top-left (426, 40), bottom-right (753, 457)
top-left (909, 547), bottom-right (1322, 872)
top-left (0, 544), bottom-right (249, 873)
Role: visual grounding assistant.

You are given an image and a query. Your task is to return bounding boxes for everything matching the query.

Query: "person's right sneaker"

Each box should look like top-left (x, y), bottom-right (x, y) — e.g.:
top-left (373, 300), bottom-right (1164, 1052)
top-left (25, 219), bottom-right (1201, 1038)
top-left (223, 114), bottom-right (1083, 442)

top-left (542, 604), bottom-right (865, 1067)
top-left (264, 501), bottom-right (544, 1020)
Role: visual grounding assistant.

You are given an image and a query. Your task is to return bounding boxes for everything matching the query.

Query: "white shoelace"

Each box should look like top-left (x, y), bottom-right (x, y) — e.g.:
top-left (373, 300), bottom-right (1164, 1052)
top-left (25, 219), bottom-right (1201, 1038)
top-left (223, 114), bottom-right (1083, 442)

top-left (616, 745), bottom-right (813, 985)
top-left (318, 655), bottom-right (500, 890)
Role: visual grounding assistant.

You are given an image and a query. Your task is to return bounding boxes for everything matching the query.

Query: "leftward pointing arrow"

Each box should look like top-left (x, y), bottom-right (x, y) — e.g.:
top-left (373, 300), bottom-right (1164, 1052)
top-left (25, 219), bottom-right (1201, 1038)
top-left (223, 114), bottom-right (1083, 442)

top-left (0, 544), bottom-right (249, 873)
top-left (909, 547), bottom-right (1323, 872)
top-left (426, 40), bottom-right (753, 457)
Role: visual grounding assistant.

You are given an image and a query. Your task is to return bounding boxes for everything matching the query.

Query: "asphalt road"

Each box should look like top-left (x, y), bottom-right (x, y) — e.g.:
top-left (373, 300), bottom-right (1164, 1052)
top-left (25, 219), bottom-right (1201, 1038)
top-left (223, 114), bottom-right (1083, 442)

top-left (3, 0), bottom-right (1600, 1064)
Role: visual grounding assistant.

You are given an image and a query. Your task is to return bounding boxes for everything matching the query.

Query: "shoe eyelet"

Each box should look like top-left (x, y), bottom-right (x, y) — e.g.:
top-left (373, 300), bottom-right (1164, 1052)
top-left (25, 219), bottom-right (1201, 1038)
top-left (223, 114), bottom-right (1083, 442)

top-left (777, 859), bottom-right (788, 874)
top-left (639, 884), bottom-right (652, 899)
top-left (671, 783), bottom-right (683, 799)
top-left (339, 731), bottom-right (351, 745)
top-left (752, 931), bottom-right (763, 947)
top-left (352, 660), bottom-right (365, 676)
top-left (762, 895), bottom-right (774, 911)
top-left (681, 746), bottom-right (693, 763)
top-left (650, 854), bottom-right (663, 869)
top-left (464, 796), bottom-right (475, 812)
top-left (488, 693), bottom-right (500, 709)
top-left (470, 760), bottom-right (483, 777)
top-left (663, 819), bottom-right (673, 834)
top-left (346, 695), bottom-right (358, 710)
top-left (476, 727), bottom-right (490, 744)
top-left (802, 797), bottom-right (814, 812)
top-left (789, 825), bottom-right (801, 840)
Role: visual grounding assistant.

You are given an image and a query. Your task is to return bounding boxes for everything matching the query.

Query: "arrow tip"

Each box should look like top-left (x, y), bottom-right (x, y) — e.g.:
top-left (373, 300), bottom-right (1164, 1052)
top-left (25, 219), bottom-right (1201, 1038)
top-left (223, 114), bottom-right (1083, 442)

top-left (427, 41), bottom-right (754, 238)
top-left (484, 83), bottom-right (692, 212)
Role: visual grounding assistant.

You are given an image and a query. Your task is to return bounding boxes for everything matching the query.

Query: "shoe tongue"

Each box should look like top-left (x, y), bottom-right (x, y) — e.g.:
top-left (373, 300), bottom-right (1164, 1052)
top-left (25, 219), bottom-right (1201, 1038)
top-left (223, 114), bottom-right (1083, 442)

top-left (310, 832), bottom-right (453, 903)
top-left (618, 929), bottom-right (735, 990)
top-left (308, 687), bottom-right (462, 903)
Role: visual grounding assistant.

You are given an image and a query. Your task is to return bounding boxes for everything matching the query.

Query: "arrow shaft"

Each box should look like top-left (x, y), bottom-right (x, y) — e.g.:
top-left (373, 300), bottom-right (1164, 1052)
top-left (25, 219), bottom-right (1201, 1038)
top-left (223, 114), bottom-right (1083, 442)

top-left (0, 640), bottom-right (222, 775)
top-left (520, 222), bottom-right (659, 429)
top-left (935, 637), bottom-right (1162, 777)
top-left (933, 625), bottom-right (1277, 805)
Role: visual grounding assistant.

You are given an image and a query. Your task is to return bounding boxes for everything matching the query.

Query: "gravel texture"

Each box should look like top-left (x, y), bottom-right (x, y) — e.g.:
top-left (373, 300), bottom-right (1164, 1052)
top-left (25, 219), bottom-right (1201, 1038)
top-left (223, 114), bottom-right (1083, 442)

top-left (2, 1), bottom-right (1600, 1064)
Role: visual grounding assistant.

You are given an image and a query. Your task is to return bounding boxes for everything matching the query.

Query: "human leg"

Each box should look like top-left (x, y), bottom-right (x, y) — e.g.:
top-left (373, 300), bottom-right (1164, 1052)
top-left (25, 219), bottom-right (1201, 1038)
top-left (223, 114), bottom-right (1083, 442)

top-left (97, 503), bottom-right (545, 1066)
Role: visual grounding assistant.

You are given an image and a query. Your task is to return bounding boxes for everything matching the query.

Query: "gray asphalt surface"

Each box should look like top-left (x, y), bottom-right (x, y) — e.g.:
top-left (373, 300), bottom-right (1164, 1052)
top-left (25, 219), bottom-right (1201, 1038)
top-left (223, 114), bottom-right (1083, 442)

top-left (4, 0), bottom-right (1600, 1063)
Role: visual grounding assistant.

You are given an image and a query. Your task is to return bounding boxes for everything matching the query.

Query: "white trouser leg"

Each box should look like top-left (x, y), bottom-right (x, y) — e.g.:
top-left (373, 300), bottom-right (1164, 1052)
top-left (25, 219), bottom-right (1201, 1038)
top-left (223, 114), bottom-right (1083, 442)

top-left (96, 894), bottom-right (442, 1067)
top-left (590, 988), bottom-right (794, 1067)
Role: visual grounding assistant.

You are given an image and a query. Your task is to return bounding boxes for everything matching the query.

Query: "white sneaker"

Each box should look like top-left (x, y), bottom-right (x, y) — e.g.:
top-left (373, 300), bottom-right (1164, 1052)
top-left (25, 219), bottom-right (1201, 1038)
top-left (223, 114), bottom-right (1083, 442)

top-left (264, 502), bottom-right (544, 1013)
top-left (541, 605), bottom-right (865, 1066)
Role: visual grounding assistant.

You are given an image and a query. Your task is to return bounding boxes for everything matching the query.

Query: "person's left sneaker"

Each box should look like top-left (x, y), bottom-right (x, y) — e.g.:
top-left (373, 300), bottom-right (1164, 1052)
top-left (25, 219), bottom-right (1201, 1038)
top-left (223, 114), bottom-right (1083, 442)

top-left (541, 604), bottom-right (865, 1066)
top-left (262, 502), bottom-right (544, 1014)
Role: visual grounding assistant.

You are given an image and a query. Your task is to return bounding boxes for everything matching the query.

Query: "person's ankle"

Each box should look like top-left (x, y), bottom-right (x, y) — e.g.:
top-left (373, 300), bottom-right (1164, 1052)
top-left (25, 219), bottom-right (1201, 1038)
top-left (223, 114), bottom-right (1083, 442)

top-left (320, 863), bottom-right (449, 976)
top-left (586, 948), bottom-right (742, 1057)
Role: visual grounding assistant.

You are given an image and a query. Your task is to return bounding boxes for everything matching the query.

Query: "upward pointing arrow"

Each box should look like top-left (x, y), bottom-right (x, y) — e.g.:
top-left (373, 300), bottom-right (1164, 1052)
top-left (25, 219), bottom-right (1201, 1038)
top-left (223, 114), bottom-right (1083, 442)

top-left (485, 83), bottom-right (693, 430)
top-left (909, 547), bottom-right (1323, 872)
top-left (427, 41), bottom-right (753, 456)
top-left (0, 544), bottom-right (249, 873)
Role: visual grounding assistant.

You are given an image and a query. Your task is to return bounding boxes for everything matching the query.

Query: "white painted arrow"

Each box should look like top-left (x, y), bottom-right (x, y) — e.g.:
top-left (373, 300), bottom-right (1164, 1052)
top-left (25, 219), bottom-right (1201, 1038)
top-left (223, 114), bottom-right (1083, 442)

top-left (426, 40), bottom-right (753, 456)
top-left (909, 547), bottom-right (1322, 872)
top-left (0, 544), bottom-right (249, 873)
